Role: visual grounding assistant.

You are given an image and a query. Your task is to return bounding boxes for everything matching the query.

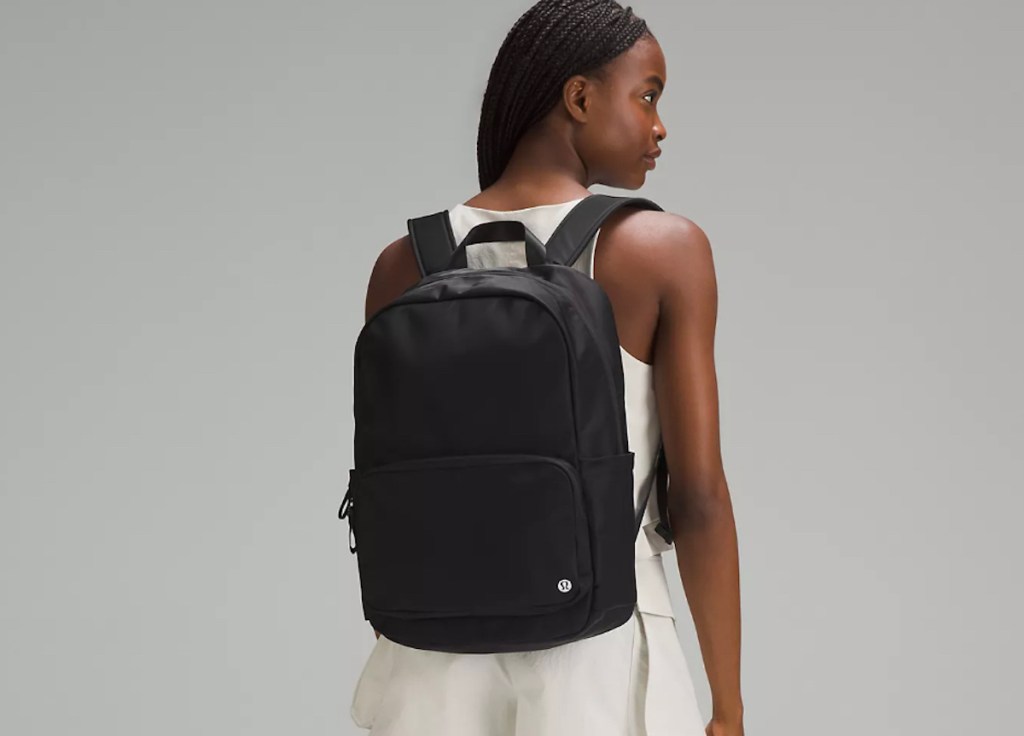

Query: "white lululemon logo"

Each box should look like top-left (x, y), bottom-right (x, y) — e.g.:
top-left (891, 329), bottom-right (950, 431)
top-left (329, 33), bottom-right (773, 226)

top-left (557, 579), bottom-right (573, 593)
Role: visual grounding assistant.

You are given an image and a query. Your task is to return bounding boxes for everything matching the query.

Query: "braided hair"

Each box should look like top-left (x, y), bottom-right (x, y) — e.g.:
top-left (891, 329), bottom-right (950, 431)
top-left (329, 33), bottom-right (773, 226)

top-left (476, 0), bottom-right (653, 190)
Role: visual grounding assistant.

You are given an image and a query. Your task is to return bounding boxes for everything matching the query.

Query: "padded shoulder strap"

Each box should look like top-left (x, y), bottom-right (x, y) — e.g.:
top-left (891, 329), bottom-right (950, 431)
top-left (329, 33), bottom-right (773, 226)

top-left (545, 194), bottom-right (663, 268)
top-left (407, 211), bottom-right (458, 278)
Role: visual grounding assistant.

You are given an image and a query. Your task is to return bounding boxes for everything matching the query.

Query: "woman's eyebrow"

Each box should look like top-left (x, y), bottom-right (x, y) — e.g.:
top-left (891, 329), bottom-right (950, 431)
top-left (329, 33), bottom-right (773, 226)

top-left (643, 74), bottom-right (665, 91)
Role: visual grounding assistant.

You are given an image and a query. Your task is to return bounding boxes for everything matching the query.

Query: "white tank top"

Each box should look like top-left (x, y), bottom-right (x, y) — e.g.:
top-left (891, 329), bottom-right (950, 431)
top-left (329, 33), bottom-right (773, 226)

top-left (446, 198), bottom-right (676, 592)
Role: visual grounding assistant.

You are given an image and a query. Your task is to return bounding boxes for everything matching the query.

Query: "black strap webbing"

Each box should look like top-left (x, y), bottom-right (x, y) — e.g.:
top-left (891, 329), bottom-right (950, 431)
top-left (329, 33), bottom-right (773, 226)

top-left (407, 211), bottom-right (458, 278)
top-left (634, 440), bottom-right (674, 544)
top-left (545, 194), bottom-right (663, 268)
top-left (407, 194), bottom-right (663, 276)
top-left (653, 442), bottom-right (673, 543)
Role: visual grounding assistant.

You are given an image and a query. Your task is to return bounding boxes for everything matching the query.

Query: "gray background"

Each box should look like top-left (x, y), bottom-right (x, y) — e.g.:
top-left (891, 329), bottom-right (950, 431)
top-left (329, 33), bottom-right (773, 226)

top-left (1, 1), bottom-right (1021, 734)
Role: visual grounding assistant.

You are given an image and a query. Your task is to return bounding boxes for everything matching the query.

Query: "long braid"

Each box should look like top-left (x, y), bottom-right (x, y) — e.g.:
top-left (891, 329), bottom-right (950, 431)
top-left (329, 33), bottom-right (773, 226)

top-left (476, 0), bottom-right (652, 190)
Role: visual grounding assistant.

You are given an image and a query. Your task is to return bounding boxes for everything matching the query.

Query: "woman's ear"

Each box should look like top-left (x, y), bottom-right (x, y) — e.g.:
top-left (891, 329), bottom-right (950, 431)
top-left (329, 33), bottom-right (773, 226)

top-left (562, 75), bottom-right (593, 122)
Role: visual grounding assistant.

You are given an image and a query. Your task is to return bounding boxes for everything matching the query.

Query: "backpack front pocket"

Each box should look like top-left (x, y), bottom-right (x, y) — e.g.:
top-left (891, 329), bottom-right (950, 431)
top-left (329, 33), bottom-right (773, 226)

top-left (351, 453), bottom-right (593, 619)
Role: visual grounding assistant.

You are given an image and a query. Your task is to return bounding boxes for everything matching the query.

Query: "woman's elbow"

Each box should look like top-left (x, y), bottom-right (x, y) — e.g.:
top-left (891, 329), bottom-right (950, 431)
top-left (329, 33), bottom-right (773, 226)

top-left (669, 479), bottom-right (734, 530)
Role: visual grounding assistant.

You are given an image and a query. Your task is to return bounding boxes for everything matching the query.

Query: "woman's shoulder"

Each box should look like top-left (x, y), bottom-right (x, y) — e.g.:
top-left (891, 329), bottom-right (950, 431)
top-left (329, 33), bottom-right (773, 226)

top-left (595, 205), bottom-right (715, 301)
top-left (603, 204), bottom-right (709, 250)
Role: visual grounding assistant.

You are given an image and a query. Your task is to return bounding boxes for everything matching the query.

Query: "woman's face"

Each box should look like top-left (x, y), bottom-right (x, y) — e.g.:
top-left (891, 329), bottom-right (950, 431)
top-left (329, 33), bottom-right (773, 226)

top-left (568, 35), bottom-right (668, 189)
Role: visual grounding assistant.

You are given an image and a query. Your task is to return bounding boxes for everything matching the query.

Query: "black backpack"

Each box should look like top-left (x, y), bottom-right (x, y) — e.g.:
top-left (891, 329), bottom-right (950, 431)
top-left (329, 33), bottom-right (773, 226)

top-left (338, 194), bottom-right (674, 654)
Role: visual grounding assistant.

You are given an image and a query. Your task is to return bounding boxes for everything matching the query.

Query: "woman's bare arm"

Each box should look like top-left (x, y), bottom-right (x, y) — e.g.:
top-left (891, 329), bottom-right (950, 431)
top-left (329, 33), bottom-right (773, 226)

top-left (650, 215), bottom-right (744, 727)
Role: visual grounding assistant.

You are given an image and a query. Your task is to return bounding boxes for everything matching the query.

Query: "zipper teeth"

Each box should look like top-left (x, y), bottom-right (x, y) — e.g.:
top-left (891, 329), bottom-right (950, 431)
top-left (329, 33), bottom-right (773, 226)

top-left (363, 452), bottom-right (576, 476)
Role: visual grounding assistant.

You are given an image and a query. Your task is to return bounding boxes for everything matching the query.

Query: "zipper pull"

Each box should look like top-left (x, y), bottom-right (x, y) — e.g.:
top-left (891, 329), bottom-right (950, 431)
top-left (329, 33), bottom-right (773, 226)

top-left (338, 470), bottom-right (357, 554)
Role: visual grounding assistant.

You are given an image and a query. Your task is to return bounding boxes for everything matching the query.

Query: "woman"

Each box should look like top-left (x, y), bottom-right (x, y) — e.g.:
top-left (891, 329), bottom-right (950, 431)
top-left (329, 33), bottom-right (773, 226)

top-left (351, 1), bottom-right (743, 734)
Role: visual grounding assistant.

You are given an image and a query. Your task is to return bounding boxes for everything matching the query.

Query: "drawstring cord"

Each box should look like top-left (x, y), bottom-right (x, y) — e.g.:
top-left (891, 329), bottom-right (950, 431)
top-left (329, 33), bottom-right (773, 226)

top-left (338, 470), bottom-right (357, 554)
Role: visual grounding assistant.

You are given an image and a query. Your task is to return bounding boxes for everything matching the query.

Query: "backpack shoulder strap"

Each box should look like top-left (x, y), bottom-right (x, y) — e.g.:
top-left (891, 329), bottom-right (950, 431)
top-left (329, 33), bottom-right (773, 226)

top-left (652, 442), bottom-right (674, 543)
top-left (634, 441), bottom-right (674, 543)
top-left (545, 194), bottom-right (664, 268)
top-left (407, 211), bottom-right (458, 278)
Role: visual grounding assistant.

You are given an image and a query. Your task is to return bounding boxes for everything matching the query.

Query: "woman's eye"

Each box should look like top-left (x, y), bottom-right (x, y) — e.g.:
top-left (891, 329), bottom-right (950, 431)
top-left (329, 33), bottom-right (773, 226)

top-left (643, 91), bottom-right (657, 104)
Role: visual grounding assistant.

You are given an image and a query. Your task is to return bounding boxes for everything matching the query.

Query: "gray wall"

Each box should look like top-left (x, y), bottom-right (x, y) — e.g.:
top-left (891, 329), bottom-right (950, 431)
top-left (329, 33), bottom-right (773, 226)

top-left (1, 1), bottom-right (1020, 734)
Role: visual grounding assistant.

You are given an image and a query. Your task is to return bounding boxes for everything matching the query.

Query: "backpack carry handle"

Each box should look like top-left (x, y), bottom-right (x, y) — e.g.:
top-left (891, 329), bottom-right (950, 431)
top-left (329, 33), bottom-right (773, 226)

top-left (446, 220), bottom-right (550, 270)
top-left (407, 194), bottom-right (664, 279)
